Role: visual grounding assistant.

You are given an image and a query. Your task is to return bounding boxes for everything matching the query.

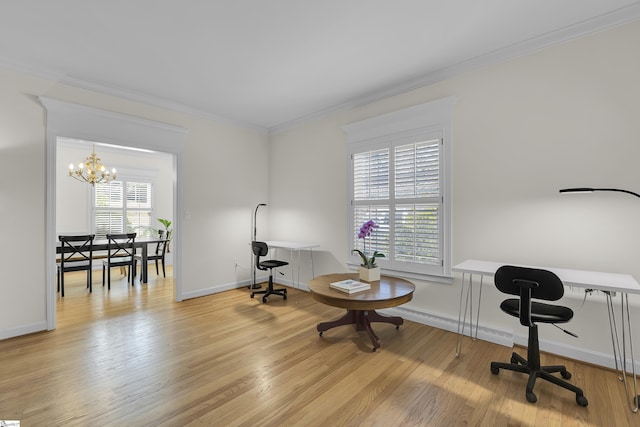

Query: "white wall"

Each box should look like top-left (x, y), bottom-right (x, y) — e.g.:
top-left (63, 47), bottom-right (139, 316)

top-left (268, 20), bottom-right (640, 366)
top-left (0, 68), bottom-right (269, 339)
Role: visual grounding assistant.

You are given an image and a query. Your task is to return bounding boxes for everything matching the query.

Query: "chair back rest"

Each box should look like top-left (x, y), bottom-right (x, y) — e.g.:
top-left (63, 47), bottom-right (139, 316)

top-left (155, 230), bottom-right (168, 256)
top-left (252, 241), bottom-right (268, 269)
top-left (106, 233), bottom-right (136, 259)
top-left (495, 265), bottom-right (565, 326)
top-left (59, 234), bottom-right (94, 266)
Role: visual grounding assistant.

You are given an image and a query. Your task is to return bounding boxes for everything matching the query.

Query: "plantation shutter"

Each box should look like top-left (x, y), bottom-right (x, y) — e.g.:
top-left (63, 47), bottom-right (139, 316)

top-left (94, 179), bottom-right (153, 239)
top-left (126, 181), bottom-right (152, 235)
top-left (353, 149), bottom-right (390, 258)
top-left (394, 139), bottom-right (441, 266)
top-left (95, 181), bottom-right (124, 239)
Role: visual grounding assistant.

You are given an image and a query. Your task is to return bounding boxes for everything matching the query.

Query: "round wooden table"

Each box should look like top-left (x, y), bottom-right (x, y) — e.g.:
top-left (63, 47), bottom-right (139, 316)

top-left (308, 273), bottom-right (415, 351)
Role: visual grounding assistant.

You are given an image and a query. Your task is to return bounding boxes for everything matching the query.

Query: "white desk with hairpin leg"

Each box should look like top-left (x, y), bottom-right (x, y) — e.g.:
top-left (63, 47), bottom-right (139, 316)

top-left (453, 259), bottom-right (640, 413)
top-left (265, 241), bottom-right (319, 289)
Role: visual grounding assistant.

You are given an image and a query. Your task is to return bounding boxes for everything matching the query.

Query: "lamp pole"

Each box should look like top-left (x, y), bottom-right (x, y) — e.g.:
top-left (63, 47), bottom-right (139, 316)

top-left (250, 203), bottom-right (267, 289)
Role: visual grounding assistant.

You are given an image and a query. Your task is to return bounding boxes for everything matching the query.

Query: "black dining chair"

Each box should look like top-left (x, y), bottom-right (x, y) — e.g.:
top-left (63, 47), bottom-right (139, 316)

top-left (251, 241), bottom-right (288, 303)
top-left (134, 230), bottom-right (168, 278)
top-left (490, 265), bottom-right (588, 406)
top-left (102, 233), bottom-right (136, 289)
top-left (57, 234), bottom-right (95, 297)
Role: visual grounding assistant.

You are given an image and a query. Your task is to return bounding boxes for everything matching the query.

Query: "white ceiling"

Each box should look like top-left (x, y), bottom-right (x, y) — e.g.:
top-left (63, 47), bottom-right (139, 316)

top-left (1, 1), bottom-right (639, 132)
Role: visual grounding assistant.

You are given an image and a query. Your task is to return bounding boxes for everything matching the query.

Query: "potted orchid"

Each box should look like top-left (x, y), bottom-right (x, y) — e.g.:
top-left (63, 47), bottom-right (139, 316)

top-left (353, 219), bottom-right (385, 281)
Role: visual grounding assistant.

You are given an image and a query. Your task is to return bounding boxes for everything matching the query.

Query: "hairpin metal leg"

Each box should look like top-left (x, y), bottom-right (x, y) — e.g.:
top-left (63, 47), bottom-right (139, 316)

top-left (606, 291), bottom-right (639, 413)
top-left (456, 273), bottom-right (479, 357)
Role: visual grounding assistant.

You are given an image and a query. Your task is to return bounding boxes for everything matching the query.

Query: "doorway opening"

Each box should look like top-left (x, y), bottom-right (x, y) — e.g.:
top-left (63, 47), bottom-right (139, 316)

top-left (42, 97), bottom-right (185, 330)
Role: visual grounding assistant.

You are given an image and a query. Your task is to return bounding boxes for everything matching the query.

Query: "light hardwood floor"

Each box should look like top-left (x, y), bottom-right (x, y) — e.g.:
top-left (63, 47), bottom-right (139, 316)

top-left (0, 269), bottom-right (637, 426)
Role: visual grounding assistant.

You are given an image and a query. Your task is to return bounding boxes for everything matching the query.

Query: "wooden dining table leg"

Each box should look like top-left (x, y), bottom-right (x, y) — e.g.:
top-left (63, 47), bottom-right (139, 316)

top-left (141, 243), bottom-right (148, 283)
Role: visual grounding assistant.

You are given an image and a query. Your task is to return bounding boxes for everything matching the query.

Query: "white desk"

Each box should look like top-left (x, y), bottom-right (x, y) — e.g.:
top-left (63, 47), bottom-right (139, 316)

top-left (453, 259), bottom-right (640, 413)
top-left (266, 241), bottom-right (319, 288)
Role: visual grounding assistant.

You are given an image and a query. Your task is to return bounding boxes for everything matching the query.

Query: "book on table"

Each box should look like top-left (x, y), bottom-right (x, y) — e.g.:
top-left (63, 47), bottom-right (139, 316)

top-left (329, 279), bottom-right (371, 294)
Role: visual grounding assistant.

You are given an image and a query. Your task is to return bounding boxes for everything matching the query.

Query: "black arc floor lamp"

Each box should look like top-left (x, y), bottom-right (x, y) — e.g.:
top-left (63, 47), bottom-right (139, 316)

top-left (250, 203), bottom-right (267, 289)
top-left (559, 186), bottom-right (640, 411)
top-left (559, 187), bottom-right (640, 199)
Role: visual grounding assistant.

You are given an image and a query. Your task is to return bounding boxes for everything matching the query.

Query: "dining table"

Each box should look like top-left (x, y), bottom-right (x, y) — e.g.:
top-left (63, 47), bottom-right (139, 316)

top-left (56, 236), bottom-right (168, 283)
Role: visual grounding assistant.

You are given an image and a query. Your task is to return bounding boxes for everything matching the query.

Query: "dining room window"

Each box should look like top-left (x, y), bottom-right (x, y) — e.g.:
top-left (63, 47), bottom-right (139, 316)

top-left (93, 177), bottom-right (154, 239)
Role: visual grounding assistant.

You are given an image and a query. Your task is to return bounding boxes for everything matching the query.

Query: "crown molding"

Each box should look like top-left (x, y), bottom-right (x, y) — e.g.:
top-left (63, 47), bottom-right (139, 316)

top-left (57, 76), bottom-right (269, 135)
top-left (268, 5), bottom-right (640, 134)
top-left (2, 4), bottom-right (639, 137)
top-left (0, 57), bottom-right (268, 135)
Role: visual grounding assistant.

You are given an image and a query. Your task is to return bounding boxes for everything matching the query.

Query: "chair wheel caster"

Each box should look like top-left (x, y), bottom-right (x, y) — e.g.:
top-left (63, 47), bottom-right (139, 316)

top-left (490, 365), bottom-right (499, 375)
top-left (319, 331), bottom-right (323, 337)
top-left (396, 325), bottom-right (400, 330)
top-left (250, 293), bottom-right (255, 298)
top-left (262, 296), bottom-right (268, 303)
top-left (372, 347), bottom-right (377, 352)
top-left (561, 370), bottom-right (571, 379)
top-left (526, 391), bottom-right (537, 403)
top-left (576, 395), bottom-right (588, 406)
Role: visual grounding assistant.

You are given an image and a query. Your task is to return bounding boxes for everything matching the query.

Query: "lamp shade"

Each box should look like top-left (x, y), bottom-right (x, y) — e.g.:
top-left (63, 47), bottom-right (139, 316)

top-left (559, 187), bottom-right (640, 199)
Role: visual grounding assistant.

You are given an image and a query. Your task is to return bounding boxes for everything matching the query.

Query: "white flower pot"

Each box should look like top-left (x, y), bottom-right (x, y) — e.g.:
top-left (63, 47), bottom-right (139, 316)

top-left (359, 266), bottom-right (380, 282)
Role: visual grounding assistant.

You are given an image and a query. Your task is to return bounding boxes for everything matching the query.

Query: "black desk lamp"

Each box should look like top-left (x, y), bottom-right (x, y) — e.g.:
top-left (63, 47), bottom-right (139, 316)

top-left (250, 203), bottom-right (267, 289)
top-left (559, 187), bottom-right (640, 199)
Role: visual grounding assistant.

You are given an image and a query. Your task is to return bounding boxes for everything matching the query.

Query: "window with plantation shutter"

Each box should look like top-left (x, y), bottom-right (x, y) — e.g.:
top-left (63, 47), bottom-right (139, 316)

top-left (344, 97), bottom-right (455, 280)
top-left (93, 177), bottom-right (154, 239)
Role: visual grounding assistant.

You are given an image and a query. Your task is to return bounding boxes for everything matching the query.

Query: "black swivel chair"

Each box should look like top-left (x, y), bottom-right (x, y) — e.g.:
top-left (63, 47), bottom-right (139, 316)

top-left (251, 241), bottom-right (288, 303)
top-left (490, 265), bottom-right (588, 406)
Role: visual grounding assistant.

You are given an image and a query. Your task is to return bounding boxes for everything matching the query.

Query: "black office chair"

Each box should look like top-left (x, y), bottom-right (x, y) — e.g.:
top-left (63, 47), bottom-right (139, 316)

top-left (490, 265), bottom-right (588, 406)
top-left (102, 233), bottom-right (136, 289)
top-left (57, 234), bottom-right (95, 296)
top-left (251, 241), bottom-right (288, 303)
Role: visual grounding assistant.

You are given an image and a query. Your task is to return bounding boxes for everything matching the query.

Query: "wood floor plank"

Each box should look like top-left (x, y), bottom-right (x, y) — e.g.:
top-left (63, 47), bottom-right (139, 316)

top-left (0, 269), bottom-right (638, 426)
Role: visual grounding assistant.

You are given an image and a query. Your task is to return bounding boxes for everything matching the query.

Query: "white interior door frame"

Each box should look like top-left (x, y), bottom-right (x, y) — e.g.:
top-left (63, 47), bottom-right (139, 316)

top-left (41, 97), bottom-right (187, 330)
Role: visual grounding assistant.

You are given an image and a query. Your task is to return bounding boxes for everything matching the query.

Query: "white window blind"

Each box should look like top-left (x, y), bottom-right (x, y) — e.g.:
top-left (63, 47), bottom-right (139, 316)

top-left (94, 179), bottom-right (153, 239)
top-left (344, 97), bottom-right (455, 280)
top-left (351, 137), bottom-right (443, 274)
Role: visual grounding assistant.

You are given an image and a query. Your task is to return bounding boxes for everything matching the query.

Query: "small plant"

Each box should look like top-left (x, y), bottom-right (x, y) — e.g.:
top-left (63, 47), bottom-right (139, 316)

top-left (352, 219), bottom-right (385, 268)
top-left (157, 218), bottom-right (173, 239)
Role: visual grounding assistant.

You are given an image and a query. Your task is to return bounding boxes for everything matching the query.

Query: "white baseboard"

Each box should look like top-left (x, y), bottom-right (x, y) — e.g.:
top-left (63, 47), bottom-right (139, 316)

top-left (182, 277), bottom-right (254, 300)
top-left (0, 321), bottom-right (48, 341)
top-left (381, 306), bottom-right (514, 348)
top-left (382, 305), bottom-right (640, 371)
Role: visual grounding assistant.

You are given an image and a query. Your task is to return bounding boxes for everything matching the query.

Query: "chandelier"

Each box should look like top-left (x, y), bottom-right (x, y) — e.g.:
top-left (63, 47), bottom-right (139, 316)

top-left (68, 145), bottom-right (117, 185)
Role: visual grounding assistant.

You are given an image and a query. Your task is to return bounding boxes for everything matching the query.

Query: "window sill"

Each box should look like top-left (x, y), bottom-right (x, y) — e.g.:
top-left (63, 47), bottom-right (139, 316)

top-left (347, 262), bottom-right (453, 285)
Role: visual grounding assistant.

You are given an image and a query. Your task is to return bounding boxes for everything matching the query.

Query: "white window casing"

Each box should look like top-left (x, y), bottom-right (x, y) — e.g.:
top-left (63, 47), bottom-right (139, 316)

top-left (343, 96), bottom-right (456, 282)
